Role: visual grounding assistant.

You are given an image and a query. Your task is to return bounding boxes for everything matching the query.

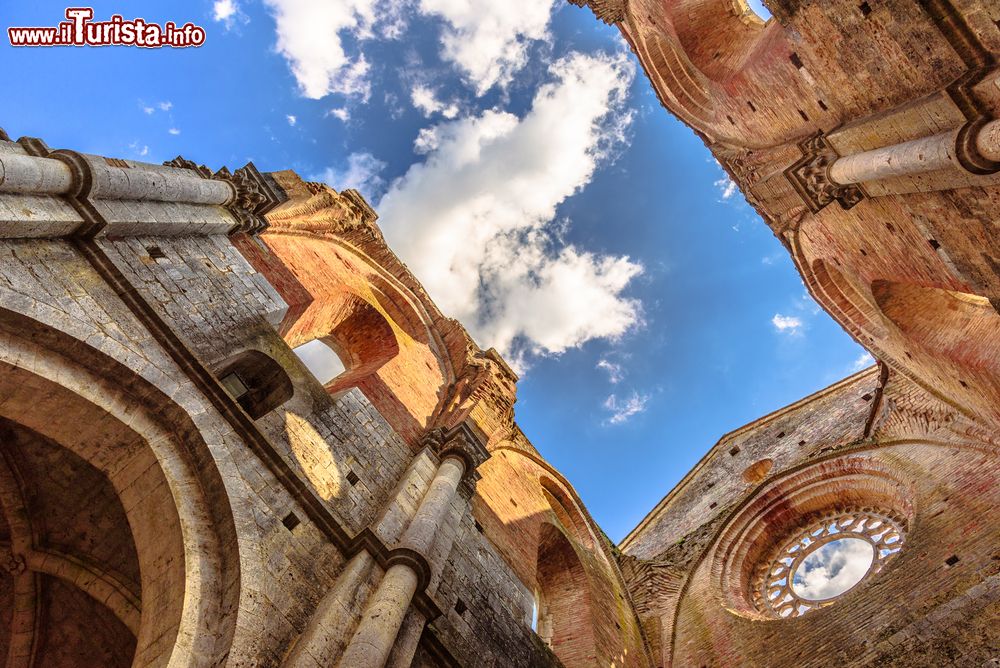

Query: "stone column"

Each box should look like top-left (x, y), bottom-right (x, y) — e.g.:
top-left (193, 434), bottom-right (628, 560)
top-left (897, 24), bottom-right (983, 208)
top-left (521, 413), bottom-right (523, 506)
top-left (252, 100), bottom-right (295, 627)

top-left (336, 423), bottom-right (488, 668)
top-left (336, 455), bottom-right (466, 668)
top-left (0, 153), bottom-right (74, 195)
top-left (828, 119), bottom-right (1000, 185)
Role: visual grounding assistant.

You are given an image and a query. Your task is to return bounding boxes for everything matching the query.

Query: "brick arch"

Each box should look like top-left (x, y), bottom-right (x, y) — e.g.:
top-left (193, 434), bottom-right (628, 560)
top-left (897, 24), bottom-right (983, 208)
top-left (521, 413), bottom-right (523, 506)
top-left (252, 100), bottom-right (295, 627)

top-left (871, 280), bottom-right (1000, 374)
top-left (0, 309), bottom-right (241, 668)
top-left (663, 0), bottom-right (769, 82)
top-left (539, 476), bottom-right (596, 550)
top-left (535, 522), bottom-right (599, 667)
top-left (811, 258), bottom-right (888, 341)
top-left (634, 27), bottom-right (719, 128)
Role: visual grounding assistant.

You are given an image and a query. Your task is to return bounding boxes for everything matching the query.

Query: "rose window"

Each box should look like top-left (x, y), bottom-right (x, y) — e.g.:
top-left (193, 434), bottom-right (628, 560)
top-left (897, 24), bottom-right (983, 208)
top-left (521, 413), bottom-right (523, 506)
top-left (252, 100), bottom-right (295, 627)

top-left (753, 510), bottom-right (906, 618)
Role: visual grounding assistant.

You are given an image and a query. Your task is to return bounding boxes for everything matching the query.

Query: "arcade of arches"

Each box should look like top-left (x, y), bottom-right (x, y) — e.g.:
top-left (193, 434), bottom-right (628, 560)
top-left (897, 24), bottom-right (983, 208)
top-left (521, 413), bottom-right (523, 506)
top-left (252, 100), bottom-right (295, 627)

top-left (1, 0), bottom-right (999, 665)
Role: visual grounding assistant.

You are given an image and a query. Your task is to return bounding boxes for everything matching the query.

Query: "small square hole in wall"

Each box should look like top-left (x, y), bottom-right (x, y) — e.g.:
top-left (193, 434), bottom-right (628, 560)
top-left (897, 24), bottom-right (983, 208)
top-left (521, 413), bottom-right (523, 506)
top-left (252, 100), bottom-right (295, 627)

top-left (346, 470), bottom-right (360, 486)
top-left (282, 512), bottom-right (300, 532)
top-left (709, 502), bottom-right (718, 509)
top-left (454, 598), bottom-right (467, 616)
top-left (945, 555), bottom-right (960, 567)
top-left (859, 1), bottom-right (872, 16)
top-left (818, 99), bottom-right (829, 111)
top-left (798, 440), bottom-right (807, 446)
top-left (861, 393), bottom-right (873, 402)
top-left (789, 52), bottom-right (804, 69)
top-left (776, 431), bottom-right (785, 439)
top-left (928, 239), bottom-right (941, 250)
top-left (146, 246), bottom-right (167, 261)
top-left (729, 446), bottom-right (741, 456)
top-left (474, 520), bottom-right (485, 534)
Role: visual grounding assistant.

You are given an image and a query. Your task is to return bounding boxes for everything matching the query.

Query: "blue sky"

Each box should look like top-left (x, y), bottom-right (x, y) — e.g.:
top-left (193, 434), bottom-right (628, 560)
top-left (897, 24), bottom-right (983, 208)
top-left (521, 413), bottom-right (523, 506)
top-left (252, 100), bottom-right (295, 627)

top-left (3, 0), bottom-right (869, 541)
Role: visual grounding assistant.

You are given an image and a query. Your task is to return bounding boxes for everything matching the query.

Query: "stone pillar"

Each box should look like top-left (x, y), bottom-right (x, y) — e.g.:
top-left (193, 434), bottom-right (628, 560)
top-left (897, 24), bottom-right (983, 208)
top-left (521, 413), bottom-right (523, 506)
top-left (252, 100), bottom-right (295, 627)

top-left (827, 119), bottom-right (1000, 185)
top-left (0, 153), bottom-right (74, 195)
top-left (336, 455), bottom-right (466, 668)
top-left (828, 129), bottom-right (960, 185)
top-left (336, 422), bottom-right (488, 668)
top-left (975, 119), bottom-right (1000, 163)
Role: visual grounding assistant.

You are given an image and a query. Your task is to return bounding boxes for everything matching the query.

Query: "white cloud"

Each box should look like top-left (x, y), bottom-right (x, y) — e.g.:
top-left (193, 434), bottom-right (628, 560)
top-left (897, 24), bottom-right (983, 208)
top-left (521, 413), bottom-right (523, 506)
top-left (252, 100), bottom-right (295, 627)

top-left (286, 114), bottom-right (297, 126)
top-left (418, 0), bottom-right (557, 95)
top-left (142, 105), bottom-right (155, 115)
top-left (378, 52), bottom-right (640, 362)
top-left (603, 391), bottom-right (649, 425)
top-left (714, 176), bottom-right (738, 200)
top-left (772, 313), bottom-right (803, 334)
top-left (158, 101), bottom-right (173, 111)
top-left (328, 107), bottom-right (351, 122)
top-left (213, 0), bottom-right (247, 27)
top-left (168, 128), bottom-right (181, 135)
top-left (596, 358), bottom-right (623, 384)
top-left (314, 152), bottom-right (387, 198)
top-left (128, 141), bottom-right (149, 157)
top-left (265, 0), bottom-right (405, 100)
top-left (410, 85), bottom-right (459, 118)
top-left (851, 352), bottom-right (875, 372)
top-left (792, 538), bottom-right (873, 600)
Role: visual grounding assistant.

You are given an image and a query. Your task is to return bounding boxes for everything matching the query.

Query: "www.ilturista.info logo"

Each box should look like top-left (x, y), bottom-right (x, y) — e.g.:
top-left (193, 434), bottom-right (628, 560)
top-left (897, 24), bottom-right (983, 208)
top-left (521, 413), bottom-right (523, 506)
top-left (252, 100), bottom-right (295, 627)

top-left (8, 8), bottom-right (206, 48)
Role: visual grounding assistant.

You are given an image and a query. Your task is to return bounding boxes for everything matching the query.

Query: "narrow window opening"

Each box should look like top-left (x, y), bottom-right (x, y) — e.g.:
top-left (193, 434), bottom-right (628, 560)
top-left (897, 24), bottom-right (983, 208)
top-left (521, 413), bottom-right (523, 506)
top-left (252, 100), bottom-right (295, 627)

top-left (776, 431), bottom-right (786, 438)
top-left (945, 554), bottom-right (959, 567)
top-left (454, 598), bottom-right (467, 615)
top-left (282, 512), bottom-right (300, 531)
top-left (214, 350), bottom-right (294, 419)
top-left (474, 520), bottom-right (485, 534)
top-left (220, 372), bottom-right (249, 400)
top-left (859, 1), bottom-right (872, 16)
top-left (747, 100), bottom-right (757, 112)
top-left (798, 109), bottom-right (810, 122)
top-left (798, 440), bottom-right (807, 446)
top-left (726, 115), bottom-right (736, 125)
top-left (729, 445), bottom-right (741, 456)
top-left (293, 339), bottom-right (348, 385)
top-left (346, 470), bottom-right (360, 486)
top-left (709, 501), bottom-right (718, 509)
top-left (818, 99), bottom-right (829, 111)
top-left (790, 52), bottom-right (804, 69)
top-left (928, 239), bottom-right (941, 250)
top-left (861, 393), bottom-right (873, 402)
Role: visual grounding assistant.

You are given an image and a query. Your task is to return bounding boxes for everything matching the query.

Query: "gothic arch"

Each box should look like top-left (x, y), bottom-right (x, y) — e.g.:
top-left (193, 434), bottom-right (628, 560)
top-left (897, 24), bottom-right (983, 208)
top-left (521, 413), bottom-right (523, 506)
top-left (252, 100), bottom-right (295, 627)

top-left (539, 476), bottom-right (596, 550)
top-left (0, 308), bottom-right (240, 667)
top-left (535, 522), bottom-right (599, 667)
top-left (871, 280), bottom-right (1000, 374)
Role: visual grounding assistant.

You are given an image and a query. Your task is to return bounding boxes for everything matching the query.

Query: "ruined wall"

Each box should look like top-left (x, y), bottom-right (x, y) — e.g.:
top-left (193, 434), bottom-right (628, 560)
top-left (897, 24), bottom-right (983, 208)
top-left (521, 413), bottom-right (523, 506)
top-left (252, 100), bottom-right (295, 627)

top-left (619, 366), bottom-right (1000, 667)
top-left (0, 132), bottom-right (647, 667)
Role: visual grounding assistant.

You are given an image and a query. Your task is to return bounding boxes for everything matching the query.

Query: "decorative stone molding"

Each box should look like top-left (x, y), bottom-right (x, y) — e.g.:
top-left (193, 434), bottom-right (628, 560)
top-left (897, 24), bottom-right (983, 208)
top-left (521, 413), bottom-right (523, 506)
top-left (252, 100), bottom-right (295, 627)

top-left (1, 547), bottom-right (26, 576)
top-left (567, 0), bottom-right (627, 25)
top-left (786, 134), bottom-right (865, 213)
top-left (164, 156), bottom-right (287, 234)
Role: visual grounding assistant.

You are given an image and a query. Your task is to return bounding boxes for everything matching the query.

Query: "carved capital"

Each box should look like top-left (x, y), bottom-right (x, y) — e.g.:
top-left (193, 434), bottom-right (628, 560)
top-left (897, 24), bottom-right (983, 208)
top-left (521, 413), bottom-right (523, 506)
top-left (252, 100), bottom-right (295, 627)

top-left (1, 547), bottom-right (26, 575)
top-left (423, 420), bottom-right (490, 493)
top-left (165, 157), bottom-right (287, 234)
top-left (567, 0), bottom-right (627, 24)
top-left (786, 134), bottom-right (864, 213)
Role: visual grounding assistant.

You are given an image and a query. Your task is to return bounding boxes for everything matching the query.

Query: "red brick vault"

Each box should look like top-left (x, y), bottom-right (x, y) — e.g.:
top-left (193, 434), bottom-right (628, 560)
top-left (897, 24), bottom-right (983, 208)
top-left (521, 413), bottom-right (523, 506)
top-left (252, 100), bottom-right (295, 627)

top-left (0, 0), bottom-right (997, 666)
